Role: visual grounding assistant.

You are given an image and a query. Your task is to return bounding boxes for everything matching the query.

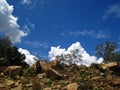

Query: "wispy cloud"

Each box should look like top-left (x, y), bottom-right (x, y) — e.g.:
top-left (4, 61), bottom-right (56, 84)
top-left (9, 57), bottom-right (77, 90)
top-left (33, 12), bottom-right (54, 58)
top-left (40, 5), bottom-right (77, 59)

top-left (60, 33), bottom-right (66, 36)
top-left (24, 41), bottom-right (49, 48)
top-left (103, 3), bottom-right (120, 20)
top-left (66, 30), bottom-right (109, 39)
top-left (21, 0), bottom-right (32, 6)
top-left (21, 0), bottom-right (48, 9)
top-left (23, 21), bottom-right (35, 34)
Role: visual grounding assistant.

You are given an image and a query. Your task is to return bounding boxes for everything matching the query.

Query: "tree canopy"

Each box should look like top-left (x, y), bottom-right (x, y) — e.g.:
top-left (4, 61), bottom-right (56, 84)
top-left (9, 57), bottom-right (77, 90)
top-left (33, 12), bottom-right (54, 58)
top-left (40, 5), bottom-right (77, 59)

top-left (95, 41), bottom-right (120, 63)
top-left (0, 37), bottom-right (27, 66)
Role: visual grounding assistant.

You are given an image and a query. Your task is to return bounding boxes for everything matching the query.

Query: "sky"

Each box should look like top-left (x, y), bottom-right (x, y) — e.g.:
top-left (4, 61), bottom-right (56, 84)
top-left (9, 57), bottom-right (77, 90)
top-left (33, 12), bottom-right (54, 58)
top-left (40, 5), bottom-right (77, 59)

top-left (0, 0), bottom-right (120, 65)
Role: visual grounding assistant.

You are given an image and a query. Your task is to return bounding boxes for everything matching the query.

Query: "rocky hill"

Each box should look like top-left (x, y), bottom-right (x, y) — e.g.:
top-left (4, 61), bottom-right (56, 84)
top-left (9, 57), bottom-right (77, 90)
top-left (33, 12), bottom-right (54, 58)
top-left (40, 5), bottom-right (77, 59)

top-left (0, 60), bottom-right (120, 90)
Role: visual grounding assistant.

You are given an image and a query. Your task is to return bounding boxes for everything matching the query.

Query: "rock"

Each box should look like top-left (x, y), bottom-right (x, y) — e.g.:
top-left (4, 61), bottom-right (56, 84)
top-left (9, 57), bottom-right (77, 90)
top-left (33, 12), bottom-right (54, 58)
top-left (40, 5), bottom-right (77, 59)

top-left (26, 83), bottom-right (33, 87)
top-left (92, 76), bottom-right (103, 81)
top-left (0, 72), bottom-right (4, 77)
top-left (52, 85), bottom-right (61, 89)
top-left (48, 59), bottom-right (61, 70)
top-left (102, 62), bottom-right (117, 70)
top-left (0, 78), bottom-right (9, 90)
top-left (66, 83), bottom-right (79, 90)
top-left (46, 68), bottom-right (63, 79)
top-left (0, 86), bottom-right (9, 90)
top-left (43, 87), bottom-right (52, 90)
top-left (4, 66), bottom-right (22, 77)
top-left (5, 79), bottom-right (15, 86)
top-left (90, 63), bottom-right (102, 70)
top-left (11, 86), bottom-right (22, 90)
top-left (64, 75), bottom-right (69, 79)
top-left (40, 61), bottom-right (51, 70)
top-left (37, 73), bottom-right (46, 79)
top-left (110, 79), bottom-right (120, 86)
top-left (31, 61), bottom-right (42, 74)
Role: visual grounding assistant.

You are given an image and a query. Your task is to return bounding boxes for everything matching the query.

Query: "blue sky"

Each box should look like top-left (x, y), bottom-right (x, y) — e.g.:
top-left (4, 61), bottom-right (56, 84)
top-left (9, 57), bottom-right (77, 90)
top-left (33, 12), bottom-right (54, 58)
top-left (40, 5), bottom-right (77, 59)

top-left (1, 0), bottom-right (120, 59)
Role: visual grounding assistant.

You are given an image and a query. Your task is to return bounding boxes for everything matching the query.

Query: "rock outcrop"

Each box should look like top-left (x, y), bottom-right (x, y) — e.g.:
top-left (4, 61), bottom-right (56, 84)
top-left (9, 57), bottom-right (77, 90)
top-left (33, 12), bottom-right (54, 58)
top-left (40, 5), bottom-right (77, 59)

top-left (31, 61), bottom-right (42, 73)
top-left (4, 66), bottom-right (22, 77)
top-left (48, 59), bottom-right (61, 70)
top-left (46, 68), bottom-right (63, 79)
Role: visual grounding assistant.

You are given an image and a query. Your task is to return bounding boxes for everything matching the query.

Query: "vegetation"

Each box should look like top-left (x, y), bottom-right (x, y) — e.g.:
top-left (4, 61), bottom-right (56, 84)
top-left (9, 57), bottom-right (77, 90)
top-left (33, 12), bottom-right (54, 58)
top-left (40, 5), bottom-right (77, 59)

top-left (95, 41), bottom-right (120, 63)
top-left (56, 49), bottom-right (82, 65)
top-left (1, 38), bottom-right (120, 89)
top-left (24, 68), bottom-right (36, 77)
top-left (0, 37), bottom-right (26, 67)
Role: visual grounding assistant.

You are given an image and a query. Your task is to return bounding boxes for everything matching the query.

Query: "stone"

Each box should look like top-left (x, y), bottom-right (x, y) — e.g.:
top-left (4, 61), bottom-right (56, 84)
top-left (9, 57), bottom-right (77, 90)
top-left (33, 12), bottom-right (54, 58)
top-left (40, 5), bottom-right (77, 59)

top-left (46, 68), bottom-right (63, 79)
top-left (40, 61), bottom-right (51, 70)
top-left (37, 73), bottom-right (46, 79)
top-left (11, 86), bottom-right (22, 90)
top-left (110, 79), bottom-right (120, 86)
top-left (4, 66), bottom-right (22, 77)
top-left (102, 62), bottom-right (117, 70)
top-left (26, 83), bottom-right (33, 87)
top-left (31, 61), bottom-right (42, 74)
top-left (92, 76), bottom-right (103, 81)
top-left (5, 79), bottom-right (15, 86)
top-left (48, 59), bottom-right (61, 70)
top-left (90, 63), bottom-right (102, 69)
top-left (66, 83), bottom-right (78, 90)
top-left (43, 87), bottom-right (51, 90)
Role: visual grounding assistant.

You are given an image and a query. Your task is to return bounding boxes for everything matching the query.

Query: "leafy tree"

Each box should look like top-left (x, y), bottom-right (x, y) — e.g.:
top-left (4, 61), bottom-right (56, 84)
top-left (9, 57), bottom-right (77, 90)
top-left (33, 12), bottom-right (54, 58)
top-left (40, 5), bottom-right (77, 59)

top-left (0, 36), bottom-right (11, 58)
top-left (95, 41), bottom-right (120, 63)
top-left (56, 49), bottom-right (82, 65)
top-left (0, 36), bottom-right (27, 66)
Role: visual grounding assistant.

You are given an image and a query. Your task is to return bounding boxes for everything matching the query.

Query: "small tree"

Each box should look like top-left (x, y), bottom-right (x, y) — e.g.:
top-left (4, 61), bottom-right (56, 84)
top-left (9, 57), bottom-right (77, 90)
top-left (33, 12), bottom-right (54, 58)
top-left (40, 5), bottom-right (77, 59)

top-left (95, 41), bottom-right (119, 63)
top-left (55, 49), bottom-right (82, 65)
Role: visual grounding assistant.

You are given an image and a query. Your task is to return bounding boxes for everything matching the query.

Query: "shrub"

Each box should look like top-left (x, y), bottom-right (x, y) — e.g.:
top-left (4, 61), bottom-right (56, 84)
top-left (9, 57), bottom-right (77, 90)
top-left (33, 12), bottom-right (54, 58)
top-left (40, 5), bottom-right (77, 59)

top-left (44, 78), bottom-right (52, 87)
top-left (76, 77), bottom-right (86, 83)
top-left (24, 68), bottom-right (36, 77)
top-left (80, 71), bottom-right (91, 77)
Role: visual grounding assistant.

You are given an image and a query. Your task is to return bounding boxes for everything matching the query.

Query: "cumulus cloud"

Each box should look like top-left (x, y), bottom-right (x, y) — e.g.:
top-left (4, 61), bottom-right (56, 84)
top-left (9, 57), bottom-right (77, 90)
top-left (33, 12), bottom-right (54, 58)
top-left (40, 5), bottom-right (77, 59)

top-left (49, 42), bottom-right (103, 67)
top-left (69, 30), bottom-right (107, 39)
top-left (103, 3), bottom-right (120, 19)
top-left (18, 48), bottom-right (36, 66)
top-left (0, 0), bottom-right (27, 43)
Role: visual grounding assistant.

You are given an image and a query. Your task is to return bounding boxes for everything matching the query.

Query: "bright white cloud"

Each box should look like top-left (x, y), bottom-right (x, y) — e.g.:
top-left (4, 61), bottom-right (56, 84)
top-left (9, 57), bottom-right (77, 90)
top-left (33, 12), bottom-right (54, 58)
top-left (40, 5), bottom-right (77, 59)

top-left (68, 30), bottom-right (107, 39)
top-left (18, 48), bottom-right (36, 66)
top-left (103, 3), bottom-right (120, 19)
top-left (0, 0), bottom-right (27, 43)
top-left (21, 0), bottom-right (31, 5)
top-left (49, 42), bottom-right (103, 67)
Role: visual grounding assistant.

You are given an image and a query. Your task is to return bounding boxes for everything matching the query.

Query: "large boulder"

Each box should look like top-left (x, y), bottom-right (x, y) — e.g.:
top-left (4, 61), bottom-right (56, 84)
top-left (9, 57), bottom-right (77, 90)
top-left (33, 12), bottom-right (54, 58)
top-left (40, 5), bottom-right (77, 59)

top-left (48, 60), bottom-right (61, 70)
top-left (46, 68), bottom-right (63, 79)
top-left (4, 66), bottom-right (22, 77)
top-left (31, 61), bottom-right (42, 73)
top-left (40, 61), bottom-right (51, 70)
top-left (65, 83), bottom-right (79, 90)
top-left (102, 62), bottom-right (117, 70)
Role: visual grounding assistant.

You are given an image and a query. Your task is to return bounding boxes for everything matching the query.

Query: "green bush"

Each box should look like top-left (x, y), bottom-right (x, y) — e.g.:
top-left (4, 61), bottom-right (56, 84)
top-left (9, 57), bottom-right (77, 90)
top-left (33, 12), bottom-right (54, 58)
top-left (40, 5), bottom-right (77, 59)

top-left (44, 78), bottom-right (52, 87)
top-left (24, 68), bottom-right (36, 77)
top-left (76, 77), bottom-right (86, 83)
top-left (80, 71), bottom-right (91, 77)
